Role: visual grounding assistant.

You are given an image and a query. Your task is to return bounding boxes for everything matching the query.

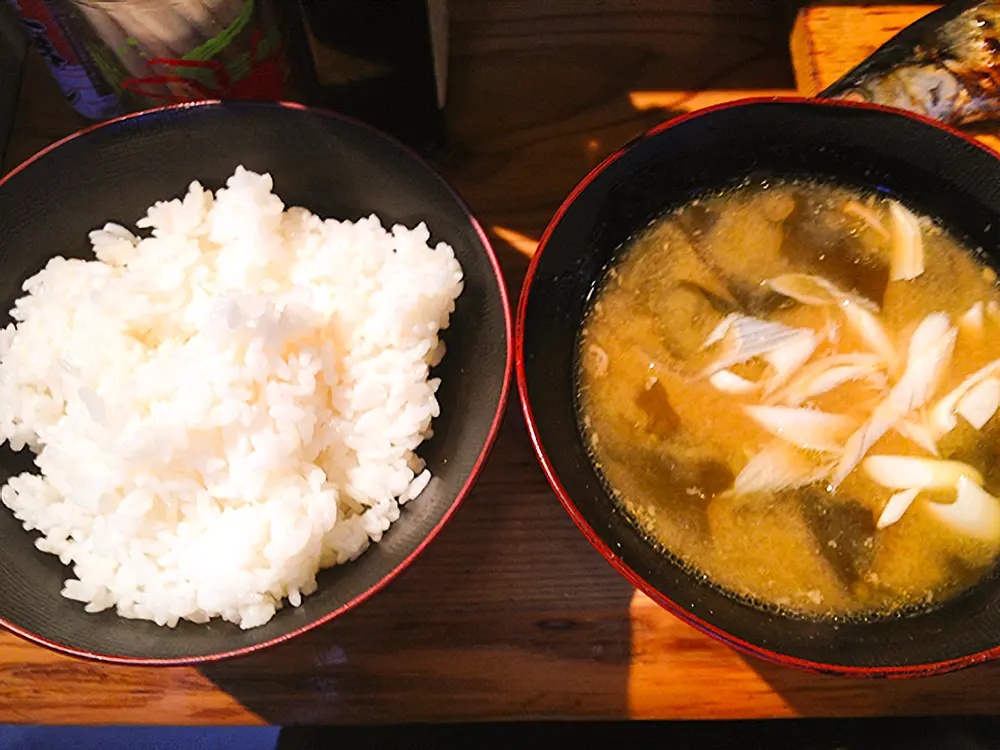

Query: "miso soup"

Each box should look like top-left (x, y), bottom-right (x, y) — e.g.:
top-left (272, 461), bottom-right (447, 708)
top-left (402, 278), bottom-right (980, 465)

top-left (577, 178), bottom-right (1000, 619)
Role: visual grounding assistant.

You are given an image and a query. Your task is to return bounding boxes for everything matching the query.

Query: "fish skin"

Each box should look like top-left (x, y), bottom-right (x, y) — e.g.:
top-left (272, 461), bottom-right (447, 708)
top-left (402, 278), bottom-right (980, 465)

top-left (820, 1), bottom-right (1000, 127)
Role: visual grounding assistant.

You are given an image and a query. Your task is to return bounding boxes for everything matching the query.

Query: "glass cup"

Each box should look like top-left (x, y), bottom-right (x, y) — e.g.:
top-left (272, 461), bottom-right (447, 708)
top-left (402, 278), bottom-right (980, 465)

top-left (11, 0), bottom-right (290, 118)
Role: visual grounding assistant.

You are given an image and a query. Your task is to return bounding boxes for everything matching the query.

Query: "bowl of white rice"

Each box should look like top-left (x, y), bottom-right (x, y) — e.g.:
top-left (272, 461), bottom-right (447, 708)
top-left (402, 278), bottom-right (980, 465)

top-left (0, 101), bottom-right (511, 663)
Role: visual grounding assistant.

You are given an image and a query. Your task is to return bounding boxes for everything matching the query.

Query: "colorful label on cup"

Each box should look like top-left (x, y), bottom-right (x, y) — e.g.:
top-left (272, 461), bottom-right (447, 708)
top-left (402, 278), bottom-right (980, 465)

top-left (117, 0), bottom-right (287, 103)
top-left (7, 0), bottom-right (121, 119)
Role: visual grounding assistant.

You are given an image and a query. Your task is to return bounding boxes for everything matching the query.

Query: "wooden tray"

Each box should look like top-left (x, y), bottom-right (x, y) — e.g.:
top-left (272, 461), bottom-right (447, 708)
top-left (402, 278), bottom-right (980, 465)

top-left (4, 2), bottom-right (1000, 725)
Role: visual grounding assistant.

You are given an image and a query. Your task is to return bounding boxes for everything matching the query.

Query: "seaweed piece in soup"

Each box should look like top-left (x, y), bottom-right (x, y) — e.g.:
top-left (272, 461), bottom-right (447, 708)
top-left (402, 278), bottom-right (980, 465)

top-left (799, 489), bottom-right (877, 587)
top-left (596, 441), bottom-right (711, 536)
top-left (654, 284), bottom-right (730, 360)
top-left (677, 280), bottom-right (740, 316)
top-left (681, 190), bottom-right (798, 315)
top-left (782, 192), bottom-right (891, 306)
top-left (635, 379), bottom-right (680, 437)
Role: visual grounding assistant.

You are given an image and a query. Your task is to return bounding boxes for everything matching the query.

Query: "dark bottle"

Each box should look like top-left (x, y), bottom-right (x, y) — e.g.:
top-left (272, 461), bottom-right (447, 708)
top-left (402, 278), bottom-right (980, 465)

top-left (288, 0), bottom-right (448, 153)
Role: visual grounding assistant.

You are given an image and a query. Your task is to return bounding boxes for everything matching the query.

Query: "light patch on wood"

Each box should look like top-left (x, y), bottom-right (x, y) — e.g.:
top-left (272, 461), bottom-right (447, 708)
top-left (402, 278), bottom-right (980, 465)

top-left (492, 225), bottom-right (538, 258)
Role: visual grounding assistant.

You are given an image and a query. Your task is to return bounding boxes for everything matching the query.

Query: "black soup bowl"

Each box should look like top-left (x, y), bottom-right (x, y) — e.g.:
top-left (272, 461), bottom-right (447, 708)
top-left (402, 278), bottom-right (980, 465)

top-left (0, 101), bottom-right (511, 664)
top-left (517, 97), bottom-right (1000, 677)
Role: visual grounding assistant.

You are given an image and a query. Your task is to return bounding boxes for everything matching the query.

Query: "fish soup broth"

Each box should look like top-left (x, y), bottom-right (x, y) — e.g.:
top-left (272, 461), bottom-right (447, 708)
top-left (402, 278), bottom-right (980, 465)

top-left (577, 179), bottom-right (1000, 618)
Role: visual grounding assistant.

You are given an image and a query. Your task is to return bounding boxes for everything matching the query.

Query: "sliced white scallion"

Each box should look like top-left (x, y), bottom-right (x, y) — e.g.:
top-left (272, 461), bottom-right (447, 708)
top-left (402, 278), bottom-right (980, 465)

top-left (841, 298), bottom-right (899, 374)
top-left (732, 440), bottom-right (832, 495)
top-left (699, 314), bottom-right (813, 377)
top-left (843, 200), bottom-right (890, 239)
top-left (863, 455), bottom-right (983, 491)
top-left (761, 331), bottom-right (820, 394)
top-left (832, 398), bottom-right (900, 488)
top-left (956, 376), bottom-right (1000, 431)
top-left (767, 273), bottom-right (896, 371)
top-left (744, 405), bottom-right (855, 453)
top-left (867, 370), bottom-right (890, 390)
top-left (892, 418), bottom-right (941, 456)
top-left (770, 353), bottom-right (882, 406)
top-left (925, 476), bottom-right (1000, 543)
top-left (823, 316), bottom-right (841, 346)
top-left (767, 274), bottom-right (842, 307)
top-left (709, 369), bottom-right (760, 394)
top-left (832, 316), bottom-right (956, 486)
top-left (877, 487), bottom-right (920, 529)
top-left (807, 363), bottom-right (883, 397)
top-left (908, 312), bottom-right (952, 358)
top-left (929, 357), bottom-right (1000, 435)
top-left (889, 314), bottom-right (956, 415)
top-left (767, 274), bottom-right (878, 312)
top-left (888, 201), bottom-right (924, 281)
top-left (701, 313), bottom-right (738, 350)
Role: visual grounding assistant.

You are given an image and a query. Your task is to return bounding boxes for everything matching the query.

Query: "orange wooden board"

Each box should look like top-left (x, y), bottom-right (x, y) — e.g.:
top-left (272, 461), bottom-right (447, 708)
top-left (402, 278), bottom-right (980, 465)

top-left (790, 3), bottom-right (1000, 152)
top-left (791, 4), bottom-right (939, 97)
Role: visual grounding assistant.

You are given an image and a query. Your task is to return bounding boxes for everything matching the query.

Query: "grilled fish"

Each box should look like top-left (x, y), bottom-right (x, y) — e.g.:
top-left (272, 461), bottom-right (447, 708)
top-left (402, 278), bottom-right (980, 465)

top-left (821, 1), bottom-right (1000, 127)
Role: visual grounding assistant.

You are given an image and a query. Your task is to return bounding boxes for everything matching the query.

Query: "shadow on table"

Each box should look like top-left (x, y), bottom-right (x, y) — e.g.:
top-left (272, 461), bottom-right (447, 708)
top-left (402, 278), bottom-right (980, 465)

top-left (741, 650), bottom-right (1000, 719)
top-left (199, 405), bottom-right (637, 724)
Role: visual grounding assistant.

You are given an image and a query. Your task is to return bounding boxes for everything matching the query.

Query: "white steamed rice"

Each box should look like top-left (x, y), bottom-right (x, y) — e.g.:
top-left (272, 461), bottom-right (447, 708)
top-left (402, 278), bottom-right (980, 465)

top-left (0, 166), bottom-right (463, 629)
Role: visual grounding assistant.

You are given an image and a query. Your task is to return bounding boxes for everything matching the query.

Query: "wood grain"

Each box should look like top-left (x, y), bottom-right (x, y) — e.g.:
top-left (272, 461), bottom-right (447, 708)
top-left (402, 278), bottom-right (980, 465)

top-left (790, 5), bottom-right (938, 97)
top-left (5, 0), bottom-right (1000, 725)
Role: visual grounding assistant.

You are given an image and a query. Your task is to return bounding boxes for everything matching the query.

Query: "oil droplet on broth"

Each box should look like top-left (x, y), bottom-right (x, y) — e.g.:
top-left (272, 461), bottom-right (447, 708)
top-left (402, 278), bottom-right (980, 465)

top-left (576, 178), bottom-right (1000, 620)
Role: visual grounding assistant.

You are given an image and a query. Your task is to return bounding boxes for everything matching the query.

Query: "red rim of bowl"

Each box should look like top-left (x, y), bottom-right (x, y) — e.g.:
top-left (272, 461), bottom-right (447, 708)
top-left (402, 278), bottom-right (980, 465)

top-left (0, 99), bottom-right (514, 666)
top-left (516, 94), bottom-right (1000, 678)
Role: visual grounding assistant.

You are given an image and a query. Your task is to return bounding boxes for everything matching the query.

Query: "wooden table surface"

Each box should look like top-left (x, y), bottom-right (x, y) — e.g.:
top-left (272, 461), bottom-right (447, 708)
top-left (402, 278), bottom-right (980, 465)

top-left (5, 0), bottom-right (1000, 725)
